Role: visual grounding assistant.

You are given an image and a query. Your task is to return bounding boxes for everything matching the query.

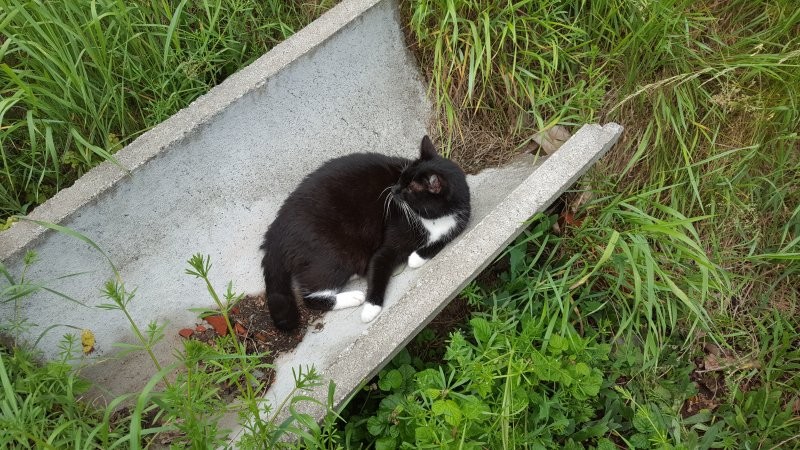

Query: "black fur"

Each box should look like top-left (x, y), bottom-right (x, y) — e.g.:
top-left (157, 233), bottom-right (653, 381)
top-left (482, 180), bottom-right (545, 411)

top-left (260, 136), bottom-right (470, 331)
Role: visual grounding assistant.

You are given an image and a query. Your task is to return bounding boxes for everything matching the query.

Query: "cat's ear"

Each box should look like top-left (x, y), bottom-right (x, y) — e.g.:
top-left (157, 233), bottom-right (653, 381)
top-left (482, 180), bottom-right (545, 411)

top-left (427, 173), bottom-right (442, 194)
top-left (420, 135), bottom-right (438, 160)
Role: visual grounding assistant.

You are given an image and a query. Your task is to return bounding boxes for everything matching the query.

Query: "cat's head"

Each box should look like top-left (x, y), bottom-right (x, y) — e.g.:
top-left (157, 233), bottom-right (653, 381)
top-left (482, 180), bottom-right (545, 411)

top-left (391, 135), bottom-right (470, 219)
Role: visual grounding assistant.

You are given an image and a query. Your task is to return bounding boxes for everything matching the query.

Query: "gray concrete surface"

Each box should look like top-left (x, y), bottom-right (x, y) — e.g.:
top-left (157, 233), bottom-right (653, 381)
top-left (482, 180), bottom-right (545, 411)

top-left (0, 0), bottom-right (624, 441)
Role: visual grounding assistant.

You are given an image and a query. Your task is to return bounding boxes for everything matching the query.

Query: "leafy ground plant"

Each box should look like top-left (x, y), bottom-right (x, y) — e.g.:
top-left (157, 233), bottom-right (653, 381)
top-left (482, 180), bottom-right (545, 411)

top-left (343, 310), bottom-right (615, 449)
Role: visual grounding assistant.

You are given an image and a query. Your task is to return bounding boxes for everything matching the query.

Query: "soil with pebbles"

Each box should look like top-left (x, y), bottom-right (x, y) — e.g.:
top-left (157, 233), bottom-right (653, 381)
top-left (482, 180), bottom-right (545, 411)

top-left (179, 293), bottom-right (324, 392)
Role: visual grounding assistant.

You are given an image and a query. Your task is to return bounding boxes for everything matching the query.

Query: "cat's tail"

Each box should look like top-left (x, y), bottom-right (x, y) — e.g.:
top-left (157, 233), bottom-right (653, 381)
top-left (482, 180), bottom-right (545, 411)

top-left (261, 243), bottom-right (299, 331)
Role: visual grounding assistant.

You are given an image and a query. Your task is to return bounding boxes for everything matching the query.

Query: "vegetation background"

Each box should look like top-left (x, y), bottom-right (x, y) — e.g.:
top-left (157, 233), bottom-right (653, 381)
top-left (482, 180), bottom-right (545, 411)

top-left (1, 0), bottom-right (798, 448)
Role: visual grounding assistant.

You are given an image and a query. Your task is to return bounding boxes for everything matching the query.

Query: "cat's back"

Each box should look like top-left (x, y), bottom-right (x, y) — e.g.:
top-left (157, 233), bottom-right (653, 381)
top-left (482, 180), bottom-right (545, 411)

top-left (287, 152), bottom-right (404, 203)
top-left (303, 152), bottom-right (406, 185)
top-left (273, 152), bottom-right (406, 226)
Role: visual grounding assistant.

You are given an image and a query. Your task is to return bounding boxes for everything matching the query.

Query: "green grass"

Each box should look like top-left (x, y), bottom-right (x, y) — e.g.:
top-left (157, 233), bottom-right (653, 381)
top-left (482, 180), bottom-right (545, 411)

top-left (340, 0), bottom-right (799, 448)
top-left (405, 0), bottom-right (799, 360)
top-left (0, 344), bottom-right (129, 449)
top-left (0, 0), bottom-right (333, 219)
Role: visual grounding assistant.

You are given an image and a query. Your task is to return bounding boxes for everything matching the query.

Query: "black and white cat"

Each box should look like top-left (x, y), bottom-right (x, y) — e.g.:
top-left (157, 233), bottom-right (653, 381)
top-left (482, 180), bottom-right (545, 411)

top-left (260, 136), bottom-right (470, 331)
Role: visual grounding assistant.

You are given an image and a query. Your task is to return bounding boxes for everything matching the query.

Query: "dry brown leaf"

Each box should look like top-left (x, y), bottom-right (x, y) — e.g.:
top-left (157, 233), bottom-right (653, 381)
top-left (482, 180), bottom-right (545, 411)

top-left (533, 125), bottom-right (572, 155)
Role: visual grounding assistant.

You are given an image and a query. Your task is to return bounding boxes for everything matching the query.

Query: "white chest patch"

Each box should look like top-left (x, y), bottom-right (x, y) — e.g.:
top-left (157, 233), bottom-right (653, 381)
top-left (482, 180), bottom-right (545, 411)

top-left (419, 214), bottom-right (458, 245)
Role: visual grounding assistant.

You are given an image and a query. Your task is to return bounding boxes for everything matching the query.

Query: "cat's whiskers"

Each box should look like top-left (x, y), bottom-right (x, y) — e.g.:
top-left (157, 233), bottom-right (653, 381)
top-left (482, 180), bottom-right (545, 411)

top-left (380, 185), bottom-right (393, 219)
top-left (401, 201), bottom-right (420, 230)
top-left (390, 194), bottom-right (408, 223)
top-left (384, 193), bottom-right (393, 219)
top-left (379, 185), bottom-right (393, 199)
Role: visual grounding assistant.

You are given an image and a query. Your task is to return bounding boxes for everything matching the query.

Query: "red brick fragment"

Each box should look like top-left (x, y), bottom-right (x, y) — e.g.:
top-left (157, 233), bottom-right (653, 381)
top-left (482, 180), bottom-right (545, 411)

top-left (234, 322), bottom-right (247, 335)
top-left (178, 328), bottom-right (194, 339)
top-left (205, 315), bottom-right (228, 336)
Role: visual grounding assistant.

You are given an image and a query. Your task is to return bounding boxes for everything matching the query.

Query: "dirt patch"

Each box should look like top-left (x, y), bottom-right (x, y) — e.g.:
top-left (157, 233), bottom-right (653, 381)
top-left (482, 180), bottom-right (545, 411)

top-left (406, 296), bottom-right (473, 363)
top-left (178, 293), bottom-right (324, 392)
top-left (681, 341), bottom-right (763, 418)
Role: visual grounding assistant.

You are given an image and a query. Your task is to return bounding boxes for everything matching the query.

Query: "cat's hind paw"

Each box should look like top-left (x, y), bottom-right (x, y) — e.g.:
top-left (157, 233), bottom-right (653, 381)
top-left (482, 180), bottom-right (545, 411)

top-left (361, 303), bottom-right (382, 323)
top-left (407, 251), bottom-right (428, 269)
top-left (333, 291), bottom-right (366, 310)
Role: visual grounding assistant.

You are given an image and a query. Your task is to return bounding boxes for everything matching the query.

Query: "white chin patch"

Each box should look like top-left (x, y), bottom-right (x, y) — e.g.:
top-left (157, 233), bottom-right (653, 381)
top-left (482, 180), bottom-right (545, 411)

top-left (333, 290), bottom-right (366, 310)
top-left (361, 303), bottom-right (382, 323)
top-left (407, 251), bottom-right (428, 269)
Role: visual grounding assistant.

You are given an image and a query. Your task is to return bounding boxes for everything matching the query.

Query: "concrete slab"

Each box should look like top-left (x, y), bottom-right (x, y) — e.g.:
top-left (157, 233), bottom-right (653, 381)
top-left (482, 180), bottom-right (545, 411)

top-left (230, 122), bottom-right (622, 443)
top-left (0, 0), bottom-right (624, 440)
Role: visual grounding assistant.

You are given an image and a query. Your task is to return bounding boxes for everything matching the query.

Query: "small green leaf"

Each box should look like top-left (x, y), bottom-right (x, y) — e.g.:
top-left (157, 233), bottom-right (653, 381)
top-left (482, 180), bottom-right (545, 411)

top-left (415, 426), bottom-right (436, 444)
top-left (379, 394), bottom-right (403, 412)
top-left (398, 364), bottom-right (416, 382)
top-left (596, 438), bottom-right (617, 450)
top-left (367, 416), bottom-right (385, 436)
top-left (470, 317), bottom-right (491, 343)
top-left (378, 369), bottom-right (403, 391)
top-left (393, 348), bottom-right (412, 365)
top-left (548, 334), bottom-right (569, 355)
top-left (432, 399), bottom-right (462, 427)
top-left (632, 409), bottom-right (652, 433)
top-left (424, 388), bottom-right (442, 400)
top-left (630, 433), bottom-right (651, 448)
top-left (375, 436), bottom-right (396, 450)
top-left (509, 244), bottom-right (526, 273)
top-left (460, 395), bottom-right (488, 420)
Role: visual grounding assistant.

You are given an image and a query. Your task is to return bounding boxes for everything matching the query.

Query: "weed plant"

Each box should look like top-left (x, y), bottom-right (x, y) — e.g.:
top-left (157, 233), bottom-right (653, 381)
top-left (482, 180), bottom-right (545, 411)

top-left (1, 242), bottom-right (339, 448)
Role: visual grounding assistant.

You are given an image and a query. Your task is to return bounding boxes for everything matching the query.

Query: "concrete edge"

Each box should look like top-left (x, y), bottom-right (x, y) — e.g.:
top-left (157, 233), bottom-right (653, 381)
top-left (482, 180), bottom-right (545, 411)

top-left (258, 122), bottom-right (624, 434)
top-left (0, 0), bottom-right (385, 262)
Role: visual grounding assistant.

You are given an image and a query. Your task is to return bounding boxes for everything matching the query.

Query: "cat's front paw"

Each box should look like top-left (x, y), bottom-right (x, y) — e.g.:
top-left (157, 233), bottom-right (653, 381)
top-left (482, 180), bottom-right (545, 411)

top-left (407, 251), bottom-right (428, 269)
top-left (361, 302), bottom-right (382, 323)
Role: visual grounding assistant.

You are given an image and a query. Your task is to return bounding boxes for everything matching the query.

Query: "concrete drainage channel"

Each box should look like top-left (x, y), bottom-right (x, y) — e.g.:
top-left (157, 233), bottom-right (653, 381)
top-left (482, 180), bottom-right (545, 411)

top-left (0, 0), bottom-right (622, 442)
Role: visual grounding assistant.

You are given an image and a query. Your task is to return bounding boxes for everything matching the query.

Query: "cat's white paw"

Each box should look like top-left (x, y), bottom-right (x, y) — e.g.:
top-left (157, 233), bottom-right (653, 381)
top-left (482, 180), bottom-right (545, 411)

top-left (407, 251), bottom-right (428, 269)
top-left (333, 290), bottom-right (365, 309)
top-left (361, 303), bottom-right (382, 323)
